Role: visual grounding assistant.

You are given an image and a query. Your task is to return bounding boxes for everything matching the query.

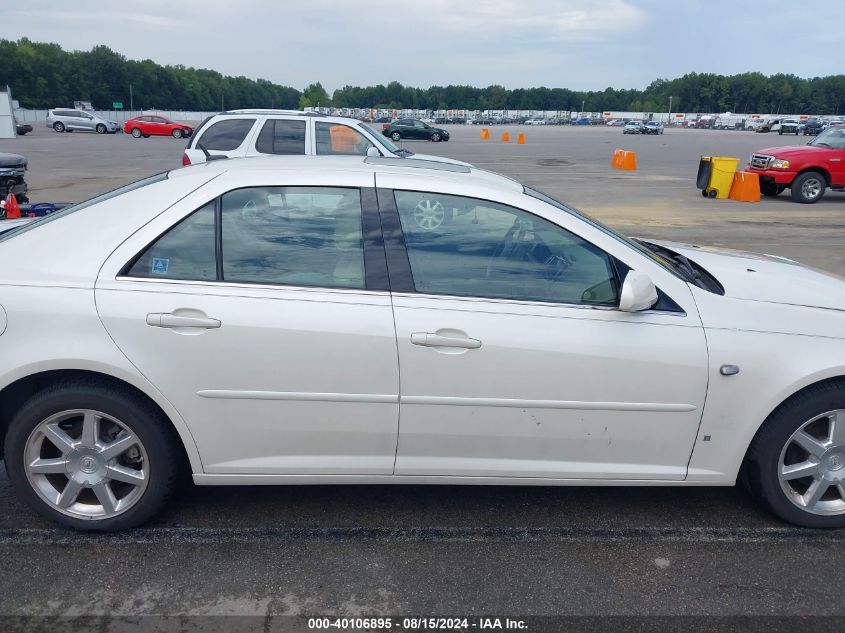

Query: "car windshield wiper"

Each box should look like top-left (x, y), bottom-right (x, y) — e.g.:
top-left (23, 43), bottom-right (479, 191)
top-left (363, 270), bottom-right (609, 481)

top-left (811, 142), bottom-right (831, 148)
top-left (635, 239), bottom-right (701, 284)
top-left (393, 148), bottom-right (414, 157)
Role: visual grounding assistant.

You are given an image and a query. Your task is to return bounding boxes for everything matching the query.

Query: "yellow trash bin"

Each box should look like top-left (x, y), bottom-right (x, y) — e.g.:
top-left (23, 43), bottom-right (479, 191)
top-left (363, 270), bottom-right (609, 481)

top-left (697, 156), bottom-right (741, 199)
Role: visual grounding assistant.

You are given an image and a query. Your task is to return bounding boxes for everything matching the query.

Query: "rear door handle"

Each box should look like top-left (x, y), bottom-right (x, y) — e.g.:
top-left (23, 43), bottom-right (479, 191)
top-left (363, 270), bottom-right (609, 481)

top-left (146, 313), bottom-right (221, 329)
top-left (410, 332), bottom-right (481, 349)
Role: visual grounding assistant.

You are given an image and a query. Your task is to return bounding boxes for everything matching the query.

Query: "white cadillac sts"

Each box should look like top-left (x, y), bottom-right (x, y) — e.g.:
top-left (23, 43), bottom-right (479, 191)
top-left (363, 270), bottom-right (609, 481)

top-left (0, 156), bottom-right (843, 530)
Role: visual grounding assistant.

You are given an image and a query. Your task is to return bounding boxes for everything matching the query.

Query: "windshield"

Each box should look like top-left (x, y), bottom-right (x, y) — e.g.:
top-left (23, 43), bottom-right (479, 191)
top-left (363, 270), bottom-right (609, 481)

top-left (522, 187), bottom-right (680, 275)
top-left (0, 172), bottom-right (169, 243)
top-left (808, 128), bottom-right (845, 149)
top-left (357, 122), bottom-right (402, 154)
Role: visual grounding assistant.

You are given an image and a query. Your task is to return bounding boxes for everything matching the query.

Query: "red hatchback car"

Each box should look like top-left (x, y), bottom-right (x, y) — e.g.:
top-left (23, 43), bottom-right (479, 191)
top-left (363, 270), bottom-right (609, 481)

top-left (123, 115), bottom-right (193, 139)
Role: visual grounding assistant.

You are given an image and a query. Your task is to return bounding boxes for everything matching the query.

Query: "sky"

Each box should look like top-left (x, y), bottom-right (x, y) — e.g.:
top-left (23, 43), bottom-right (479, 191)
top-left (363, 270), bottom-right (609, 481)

top-left (2, 0), bottom-right (843, 93)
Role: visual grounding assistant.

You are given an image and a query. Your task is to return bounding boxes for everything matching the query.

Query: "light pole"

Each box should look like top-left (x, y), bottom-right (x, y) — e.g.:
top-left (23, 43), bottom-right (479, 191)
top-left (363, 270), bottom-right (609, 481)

top-left (668, 95), bottom-right (673, 123)
top-left (581, 99), bottom-right (585, 116)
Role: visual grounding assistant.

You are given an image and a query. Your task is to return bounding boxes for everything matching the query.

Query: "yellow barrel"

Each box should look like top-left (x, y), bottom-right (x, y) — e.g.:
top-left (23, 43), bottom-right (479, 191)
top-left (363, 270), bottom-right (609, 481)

top-left (707, 157), bottom-right (741, 199)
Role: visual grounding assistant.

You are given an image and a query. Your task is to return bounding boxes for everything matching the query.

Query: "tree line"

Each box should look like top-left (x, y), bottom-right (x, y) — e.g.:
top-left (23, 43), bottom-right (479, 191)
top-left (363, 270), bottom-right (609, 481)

top-left (2, 39), bottom-right (844, 115)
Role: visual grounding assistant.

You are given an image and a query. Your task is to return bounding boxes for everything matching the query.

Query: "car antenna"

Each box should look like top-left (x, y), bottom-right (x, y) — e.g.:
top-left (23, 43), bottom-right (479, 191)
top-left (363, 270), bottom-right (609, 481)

top-left (197, 142), bottom-right (227, 162)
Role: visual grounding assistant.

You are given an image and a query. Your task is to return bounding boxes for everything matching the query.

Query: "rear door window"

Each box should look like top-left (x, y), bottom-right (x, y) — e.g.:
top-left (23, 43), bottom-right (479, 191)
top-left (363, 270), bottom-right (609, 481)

top-left (255, 119), bottom-right (306, 155)
top-left (198, 118), bottom-right (255, 151)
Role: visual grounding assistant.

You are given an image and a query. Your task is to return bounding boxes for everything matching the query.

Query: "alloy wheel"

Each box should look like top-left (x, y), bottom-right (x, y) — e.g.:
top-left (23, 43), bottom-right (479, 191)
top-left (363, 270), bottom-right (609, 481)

top-left (24, 409), bottom-right (149, 519)
top-left (778, 409), bottom-right (845, 516)
top-left (801, 178), bottom-right (823, 201)
top-left (413, 199), bottom-right (446, 230)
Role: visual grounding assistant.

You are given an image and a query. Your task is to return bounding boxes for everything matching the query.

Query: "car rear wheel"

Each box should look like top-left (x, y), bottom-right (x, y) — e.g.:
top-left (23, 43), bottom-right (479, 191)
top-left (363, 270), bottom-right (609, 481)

top-left (53, 122), bottom-right (65, 133)
top-left (4, 381), bottom-right (181, 531)
top-left (130, 128), bottom-right (142, 138)
top-left (744, 381), bottom-right (845, 527)
top-left (96, 124), bottom-right (106, 134)
top-left (391, 131), bottom-right (401, 142)
top-left (790, 172), bottom-right (826, 204)
top-left (172, 129), bottom-right (183, 139)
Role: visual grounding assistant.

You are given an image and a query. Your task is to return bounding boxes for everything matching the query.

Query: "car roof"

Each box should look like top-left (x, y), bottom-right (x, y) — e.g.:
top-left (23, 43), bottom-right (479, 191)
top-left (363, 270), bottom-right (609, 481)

top-left (171, 155), bottom-right (524, 194)
top-left (210, 110), bottom-right (372, 126)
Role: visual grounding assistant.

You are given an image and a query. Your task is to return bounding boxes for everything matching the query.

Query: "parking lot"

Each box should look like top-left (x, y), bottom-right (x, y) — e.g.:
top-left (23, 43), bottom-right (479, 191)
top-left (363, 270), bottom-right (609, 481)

top-left (1, 122), bottom-right (844, 625)
top-left (5, 123), bottom-right (843, 275)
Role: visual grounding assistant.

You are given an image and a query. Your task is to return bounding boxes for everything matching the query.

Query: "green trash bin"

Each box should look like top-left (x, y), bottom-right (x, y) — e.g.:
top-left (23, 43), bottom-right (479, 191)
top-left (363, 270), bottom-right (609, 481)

top-left (697, 156), bottom-right (740, 199)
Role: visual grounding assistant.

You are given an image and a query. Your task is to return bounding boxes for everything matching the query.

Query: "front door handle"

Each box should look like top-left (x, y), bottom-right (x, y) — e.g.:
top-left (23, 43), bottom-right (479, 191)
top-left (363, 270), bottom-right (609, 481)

top-left (146, 313), bottom-right (221, 329)
top-left (410, 332), bottom-right (481, 349)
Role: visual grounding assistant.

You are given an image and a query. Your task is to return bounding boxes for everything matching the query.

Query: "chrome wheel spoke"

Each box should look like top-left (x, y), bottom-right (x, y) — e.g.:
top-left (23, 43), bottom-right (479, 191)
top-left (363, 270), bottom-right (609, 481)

top-left (100, 432), bottom-right (137, 461)
top-left (802, 478), bottom-right (830, 509)
top-left (91, 481), bottom-right (118, 514)
top-left (107, 464), bottom-right (145, 485)
top-left (41, 423), bottom-right (76, 455)
top-left (80, 412), bottom-right (99, 448)
top-left (780, 460), bottom-right (819, 481)
top-left (830, 411), bottom-right (845, 445)
top-left (57, 478), bottom-right (84, 509)
top-left (29, 457), bottom-right (68, 474)
top-left (793, 431), bottom-right (828, 458)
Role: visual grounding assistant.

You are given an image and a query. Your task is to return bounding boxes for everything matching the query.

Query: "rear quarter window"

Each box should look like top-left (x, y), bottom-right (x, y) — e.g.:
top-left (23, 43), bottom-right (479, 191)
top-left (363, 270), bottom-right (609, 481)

top-left (196, 118), bottom-right (255, 151)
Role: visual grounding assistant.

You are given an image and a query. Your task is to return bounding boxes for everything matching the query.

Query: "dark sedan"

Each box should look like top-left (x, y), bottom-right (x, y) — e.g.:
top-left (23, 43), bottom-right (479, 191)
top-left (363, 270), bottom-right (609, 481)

top-left (803, 118), bottom-right (825, 136)
top-left (383, 119), bottom-right (450, 142)
top-left (14, 118), bottom-right (33, 136)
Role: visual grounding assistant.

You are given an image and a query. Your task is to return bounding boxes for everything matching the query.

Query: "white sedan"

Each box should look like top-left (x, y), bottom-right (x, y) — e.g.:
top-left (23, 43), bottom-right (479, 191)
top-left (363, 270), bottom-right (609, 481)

top-left (0, 155), bottom-right (843, 530)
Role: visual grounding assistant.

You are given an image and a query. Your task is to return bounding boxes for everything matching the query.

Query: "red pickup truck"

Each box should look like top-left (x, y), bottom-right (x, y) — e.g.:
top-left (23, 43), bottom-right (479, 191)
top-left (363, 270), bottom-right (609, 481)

top-left (747, 127), bottom-right (845, 203)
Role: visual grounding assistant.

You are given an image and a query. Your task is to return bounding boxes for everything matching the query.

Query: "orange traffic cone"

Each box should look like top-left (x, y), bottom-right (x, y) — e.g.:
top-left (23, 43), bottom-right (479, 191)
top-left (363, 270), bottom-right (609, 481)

top-left (3, 194), bottom-right (20, 219)
top-left (620, 150), bottom-right (637, 170)
top-left (501, 132), bottom-right (511, 142)
top-left (729, 171), bottom-right (761, 202)
top-left (481, 128), bottom-right (490, 140)
top-left (517, 132), bottom-right (525, 144)
top-left (611, 149), bottom-right (624, 169)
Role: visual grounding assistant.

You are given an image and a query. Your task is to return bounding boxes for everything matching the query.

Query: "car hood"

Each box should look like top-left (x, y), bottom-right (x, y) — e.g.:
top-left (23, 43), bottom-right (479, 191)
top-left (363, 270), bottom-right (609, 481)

top-left (0, 153), bottom-right (27, 169)
top-left (650, 240), bottom-right (845, 312)
top-left (754, 144), bottom-right (825, 158)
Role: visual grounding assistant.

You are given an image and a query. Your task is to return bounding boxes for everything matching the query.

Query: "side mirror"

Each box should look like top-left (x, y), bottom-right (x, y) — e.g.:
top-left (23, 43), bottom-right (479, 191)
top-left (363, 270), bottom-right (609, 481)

top-left (366, 147), bottom-right (381, 157)
top-left (619, 271), bottom-right (658, 312)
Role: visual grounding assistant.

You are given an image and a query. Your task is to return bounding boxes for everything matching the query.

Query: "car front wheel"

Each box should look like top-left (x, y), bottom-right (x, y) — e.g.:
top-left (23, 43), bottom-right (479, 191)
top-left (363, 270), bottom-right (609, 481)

top-left (172, 129), bottom-right (183, 139)
top-left (431, 132), bottom-right (442, 142)
top-left (96, 124), bottom-right (106, 134)
top-left (4, 381), bottom-right (181, 531)
top-left (744, 381), bottom-right (845, 527)
top-left (130, 128), bottom-right (142, 138)
top-left (790, 172), bottom-right (826, 204)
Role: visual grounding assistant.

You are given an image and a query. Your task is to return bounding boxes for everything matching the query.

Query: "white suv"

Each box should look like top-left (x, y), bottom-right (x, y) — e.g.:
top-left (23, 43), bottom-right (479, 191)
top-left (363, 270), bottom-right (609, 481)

top-left (182, 110), bottom-right (466, 167)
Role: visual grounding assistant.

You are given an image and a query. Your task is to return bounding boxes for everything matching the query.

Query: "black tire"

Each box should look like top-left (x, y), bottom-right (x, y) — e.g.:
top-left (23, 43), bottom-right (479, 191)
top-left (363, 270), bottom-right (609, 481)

top-left (760, 181), bottom-right (784, 197)
top-left (4, 380), bottom-right (181, 531)
top-left (790, 171), bottom-right (826, 204)
top-left (707, 189), bottom-right (717, 198)
top-left (53, 122), bottom-right (65, 133)
top-left (431, 132), bottom-right (441, 142)
top-left (778, 130), bottom-right (783, 135)
top-left (172, 129), bottom-right (183, 139)
top-left (131, 128), bottom-right (142, 138)
top-left (391, 131), bottom-right (401, 142)
top-left (96, 124), bottom-right (106, 134)
top-left (743, 380), bottom-right (845, 528)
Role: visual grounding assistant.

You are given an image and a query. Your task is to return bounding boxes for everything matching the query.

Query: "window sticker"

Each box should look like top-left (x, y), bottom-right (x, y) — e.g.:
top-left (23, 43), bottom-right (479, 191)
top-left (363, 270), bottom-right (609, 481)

top-left (151, 258), bottom-right (170, 274)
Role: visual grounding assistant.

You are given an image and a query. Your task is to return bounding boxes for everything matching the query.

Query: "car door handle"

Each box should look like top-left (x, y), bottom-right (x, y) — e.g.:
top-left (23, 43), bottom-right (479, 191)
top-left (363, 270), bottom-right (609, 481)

top-left (146, 313), bottom-right (221, 329)
top-left (410, 332), bottom-right (481, 349)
